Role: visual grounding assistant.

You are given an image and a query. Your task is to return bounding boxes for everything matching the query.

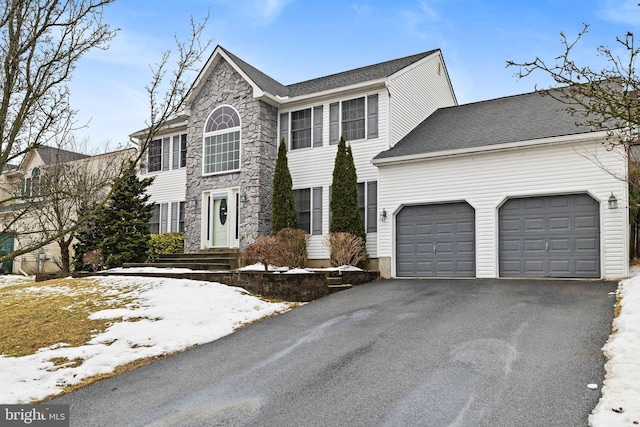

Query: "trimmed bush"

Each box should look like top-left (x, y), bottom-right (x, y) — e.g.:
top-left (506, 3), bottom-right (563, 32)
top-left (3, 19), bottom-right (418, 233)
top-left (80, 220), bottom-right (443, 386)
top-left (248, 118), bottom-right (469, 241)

top-left (241, 235), bottom-right (288, 271)
top-left (275, 228), bottom-right (308, 268)
top-left (325, 232), bottom-right (367, 267)
top-left (148, 233), bottom-right (184, 262)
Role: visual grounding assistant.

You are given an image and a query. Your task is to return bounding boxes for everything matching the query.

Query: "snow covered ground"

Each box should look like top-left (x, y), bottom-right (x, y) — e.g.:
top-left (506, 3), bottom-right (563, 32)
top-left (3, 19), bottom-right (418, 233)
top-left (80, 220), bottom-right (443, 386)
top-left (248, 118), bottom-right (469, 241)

top-left (590, 266), bottom-right (640, 426)
top-left (0, 275), bottom-right (295, 404)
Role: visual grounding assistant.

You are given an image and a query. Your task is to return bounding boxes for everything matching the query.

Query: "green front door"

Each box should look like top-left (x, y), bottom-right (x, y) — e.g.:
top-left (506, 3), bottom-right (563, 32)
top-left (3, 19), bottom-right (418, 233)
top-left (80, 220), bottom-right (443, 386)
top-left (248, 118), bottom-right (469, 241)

top-left (212, 197), bottom-right (228, 247)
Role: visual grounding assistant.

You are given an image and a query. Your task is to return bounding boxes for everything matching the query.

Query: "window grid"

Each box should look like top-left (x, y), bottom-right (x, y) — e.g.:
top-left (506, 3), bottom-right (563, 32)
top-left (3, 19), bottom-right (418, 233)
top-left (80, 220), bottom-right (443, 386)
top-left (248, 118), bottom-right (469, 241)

top-left (342, 97), bottom-right (365, 141)
top-left (294, 188), bottom-right (311, 234)
top-left (291, 109), bottom-right (312, 149)
top-left (148, 139), bottom-right (162, 172)
top-left (204, 130), bottom-right (240, 174)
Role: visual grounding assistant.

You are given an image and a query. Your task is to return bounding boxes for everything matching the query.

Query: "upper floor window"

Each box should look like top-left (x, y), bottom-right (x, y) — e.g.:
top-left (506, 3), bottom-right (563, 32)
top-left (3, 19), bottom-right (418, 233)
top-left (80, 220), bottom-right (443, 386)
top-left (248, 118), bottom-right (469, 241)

top-left (280, 105), bottom-right (323, 150)
top-left (203, 105), bottom-right (241, 175)
top-left (21, 167), bottom-right (41, 198)
top-left (330, 94), bottom-right (378, 144)
top-left (145, 133), bottom-right (187, 174)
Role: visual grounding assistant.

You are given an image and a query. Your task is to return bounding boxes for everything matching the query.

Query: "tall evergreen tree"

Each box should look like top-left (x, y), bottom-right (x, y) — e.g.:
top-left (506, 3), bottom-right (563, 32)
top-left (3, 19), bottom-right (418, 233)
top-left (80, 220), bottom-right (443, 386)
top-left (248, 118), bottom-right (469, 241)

top-left (330, 137), bottom-right (365, 241)
top-left (98, 161), bottom-right (155, 268)
top-left (72, 202), bottom-right (104, 271)
top-left (271, 138), bottom-right (298, 233)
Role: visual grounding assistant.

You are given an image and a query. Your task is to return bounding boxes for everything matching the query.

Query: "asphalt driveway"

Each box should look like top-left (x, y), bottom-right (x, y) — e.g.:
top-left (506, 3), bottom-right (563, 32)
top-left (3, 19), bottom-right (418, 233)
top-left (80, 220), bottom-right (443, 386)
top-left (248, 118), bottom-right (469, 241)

top-left (52, 278), bottom-right (617, 426)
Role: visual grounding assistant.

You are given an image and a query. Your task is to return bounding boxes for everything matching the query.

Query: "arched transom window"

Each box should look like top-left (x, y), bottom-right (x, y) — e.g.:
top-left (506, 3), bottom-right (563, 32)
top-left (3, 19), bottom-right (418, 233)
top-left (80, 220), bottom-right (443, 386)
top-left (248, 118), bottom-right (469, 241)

top-left (203, 106), bottom-right (241, 174)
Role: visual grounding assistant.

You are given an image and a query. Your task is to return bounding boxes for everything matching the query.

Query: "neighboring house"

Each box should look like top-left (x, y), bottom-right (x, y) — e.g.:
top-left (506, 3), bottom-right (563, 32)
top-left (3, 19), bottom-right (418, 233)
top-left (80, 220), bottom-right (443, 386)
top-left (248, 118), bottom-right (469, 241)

top-left (132, 45), bottom-right (457, 270)
top-left (373, 91), bottom-right (628, 279)
top-left (0, 146), bottom-right (136, 274)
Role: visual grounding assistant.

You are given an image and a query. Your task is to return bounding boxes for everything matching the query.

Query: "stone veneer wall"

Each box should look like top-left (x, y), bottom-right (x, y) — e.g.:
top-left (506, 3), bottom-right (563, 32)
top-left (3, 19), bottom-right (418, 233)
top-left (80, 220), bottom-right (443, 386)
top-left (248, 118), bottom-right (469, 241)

top-left (183, 59), bottom-right (278, 253)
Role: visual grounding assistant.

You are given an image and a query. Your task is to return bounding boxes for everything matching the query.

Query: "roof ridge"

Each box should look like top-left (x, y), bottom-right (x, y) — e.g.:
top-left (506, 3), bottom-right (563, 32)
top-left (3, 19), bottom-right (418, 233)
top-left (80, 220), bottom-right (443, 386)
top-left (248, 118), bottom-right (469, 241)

top-left (287, 49), bottom-right (439, 88)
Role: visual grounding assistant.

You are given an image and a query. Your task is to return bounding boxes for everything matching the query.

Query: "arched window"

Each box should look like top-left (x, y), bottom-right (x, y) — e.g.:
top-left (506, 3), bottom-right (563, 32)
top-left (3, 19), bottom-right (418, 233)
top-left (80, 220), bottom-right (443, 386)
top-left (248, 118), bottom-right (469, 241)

top-left (203, 106), bottom-right (241, 174)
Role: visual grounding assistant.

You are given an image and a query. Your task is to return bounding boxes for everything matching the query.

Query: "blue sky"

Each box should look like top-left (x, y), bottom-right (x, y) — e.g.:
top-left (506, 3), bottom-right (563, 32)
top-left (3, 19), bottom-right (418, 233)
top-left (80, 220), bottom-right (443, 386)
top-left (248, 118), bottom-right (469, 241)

top-left (69, 0), bottom-right (640, 150)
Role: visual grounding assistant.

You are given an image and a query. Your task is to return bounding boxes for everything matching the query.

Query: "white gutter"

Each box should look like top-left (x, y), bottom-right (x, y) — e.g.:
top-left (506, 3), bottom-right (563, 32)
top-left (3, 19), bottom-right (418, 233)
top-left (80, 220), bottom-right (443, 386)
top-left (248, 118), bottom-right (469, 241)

top-left (372, 130), bottom-right (612, 166)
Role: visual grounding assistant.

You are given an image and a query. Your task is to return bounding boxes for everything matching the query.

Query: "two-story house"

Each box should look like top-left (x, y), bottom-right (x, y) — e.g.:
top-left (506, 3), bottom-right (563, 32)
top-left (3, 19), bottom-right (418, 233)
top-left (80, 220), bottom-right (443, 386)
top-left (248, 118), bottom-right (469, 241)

top-left (134, 46), bottom-right (457, 273)
top-left (135, 46), bottom-right (629, 280)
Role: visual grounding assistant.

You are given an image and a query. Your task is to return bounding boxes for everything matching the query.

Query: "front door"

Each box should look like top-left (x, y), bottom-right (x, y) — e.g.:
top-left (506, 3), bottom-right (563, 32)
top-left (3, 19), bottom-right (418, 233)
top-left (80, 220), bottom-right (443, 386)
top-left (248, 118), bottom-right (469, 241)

top-left (212, 197), bottom-right (228, 247)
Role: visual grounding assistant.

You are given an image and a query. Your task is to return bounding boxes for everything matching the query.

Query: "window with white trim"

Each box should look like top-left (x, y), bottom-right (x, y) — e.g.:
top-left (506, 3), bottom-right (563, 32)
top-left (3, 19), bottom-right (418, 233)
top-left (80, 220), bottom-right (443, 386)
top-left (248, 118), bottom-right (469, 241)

top-left (280, 105), bottom-right (323, 150)
top-left (203, 106), bottom-right (241, 174)
top-left (293, 187), bottom-right (322, 235)
top-left (21, 168), bottom-right (42, 198)
top-left (145, 133), bottom-right (186, 174)
top-left (329, 94), bottom-right (378, 144)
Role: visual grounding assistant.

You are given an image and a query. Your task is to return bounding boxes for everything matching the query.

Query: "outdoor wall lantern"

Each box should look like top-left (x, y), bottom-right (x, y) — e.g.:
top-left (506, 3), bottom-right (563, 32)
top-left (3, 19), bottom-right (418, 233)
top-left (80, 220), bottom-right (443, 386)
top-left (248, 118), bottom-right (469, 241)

top-left (608, 192), bottom-right (618, 209)
top-left (241, 191), bottom-right (247, 203)
top-left (380, 208), bottom-right (388, 222)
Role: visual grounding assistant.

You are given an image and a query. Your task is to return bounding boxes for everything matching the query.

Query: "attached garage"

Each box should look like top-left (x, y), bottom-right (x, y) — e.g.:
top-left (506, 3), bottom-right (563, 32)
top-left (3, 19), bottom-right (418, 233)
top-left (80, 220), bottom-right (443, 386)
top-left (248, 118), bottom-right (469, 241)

top-left (499, 194), bottom-right (600, 278)
top-left (396, 202), bottom-right (475, 277)
top-left (373, 90), bottom-right (628, 280)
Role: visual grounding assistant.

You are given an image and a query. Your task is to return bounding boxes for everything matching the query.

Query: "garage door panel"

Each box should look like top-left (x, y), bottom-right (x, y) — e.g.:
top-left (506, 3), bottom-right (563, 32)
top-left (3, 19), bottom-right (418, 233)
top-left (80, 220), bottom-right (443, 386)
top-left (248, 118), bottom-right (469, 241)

top-left (499, 194), bottom-right (600, 278)
top-left (576, 238), bottom-right (598, 251)
top-left (396, 203), bottom-right (475, 277)
top-left (549, 217), bottom-right (570, 230)
top-left (524, 218), bottom-right (545, 231)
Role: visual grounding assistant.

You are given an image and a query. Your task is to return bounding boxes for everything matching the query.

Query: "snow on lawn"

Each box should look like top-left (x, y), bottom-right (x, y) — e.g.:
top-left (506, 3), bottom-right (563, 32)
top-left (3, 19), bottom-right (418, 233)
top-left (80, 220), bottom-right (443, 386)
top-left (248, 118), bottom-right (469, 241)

top-left (0, 275), bottom-right (295, 404)
top-left (590, 267), bottom-right (640, 426)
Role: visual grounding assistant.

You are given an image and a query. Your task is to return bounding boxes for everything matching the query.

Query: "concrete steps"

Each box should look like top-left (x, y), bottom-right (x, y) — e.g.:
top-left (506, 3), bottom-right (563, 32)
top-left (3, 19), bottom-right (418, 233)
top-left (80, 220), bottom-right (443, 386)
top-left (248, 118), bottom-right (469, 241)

top-left (123, 249), bottom-right (239, 271)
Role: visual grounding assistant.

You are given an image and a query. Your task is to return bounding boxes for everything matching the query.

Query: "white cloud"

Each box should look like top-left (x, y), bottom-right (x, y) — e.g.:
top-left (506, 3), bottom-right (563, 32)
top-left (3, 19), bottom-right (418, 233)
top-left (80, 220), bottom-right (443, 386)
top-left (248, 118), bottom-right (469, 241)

top-left (351, 3), bottom-right (371, 16)
top-left (213, 0), bottom-right (294, 26)
top-left (599, 0), bottom-right (640, 27)
top-left (399, 0), bottom-right (443, 40)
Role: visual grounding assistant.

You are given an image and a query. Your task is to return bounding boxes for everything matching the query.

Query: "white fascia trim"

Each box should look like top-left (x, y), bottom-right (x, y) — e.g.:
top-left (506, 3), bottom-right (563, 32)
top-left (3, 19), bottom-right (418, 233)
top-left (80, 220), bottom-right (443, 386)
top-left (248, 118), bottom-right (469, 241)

top-left (372, 131), bottom-right (612, 166)
top-left (260, 78), bottom-right (388, 108)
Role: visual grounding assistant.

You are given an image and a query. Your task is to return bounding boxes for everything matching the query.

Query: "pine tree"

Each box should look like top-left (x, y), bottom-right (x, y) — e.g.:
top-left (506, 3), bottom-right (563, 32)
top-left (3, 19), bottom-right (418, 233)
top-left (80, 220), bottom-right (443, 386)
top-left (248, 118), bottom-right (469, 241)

top-left (330, 137), bottom-right (365, 241)
top-left (271, 138), bottom-right (298, 234)
top-left (72, 202), bottom-right (104, 271)
top-left (98, 162), bottom-right (155, 268)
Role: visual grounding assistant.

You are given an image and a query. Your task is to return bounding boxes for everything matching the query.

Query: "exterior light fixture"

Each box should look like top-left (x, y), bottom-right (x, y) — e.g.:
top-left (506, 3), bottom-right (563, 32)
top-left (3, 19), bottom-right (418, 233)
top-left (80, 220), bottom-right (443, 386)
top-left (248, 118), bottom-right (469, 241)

top-left (608, 192), bottom-right (618, 209)
top-left (380, 208), bottom-right (387, 222)
top-left (241, 191), bottom-right (247, 203)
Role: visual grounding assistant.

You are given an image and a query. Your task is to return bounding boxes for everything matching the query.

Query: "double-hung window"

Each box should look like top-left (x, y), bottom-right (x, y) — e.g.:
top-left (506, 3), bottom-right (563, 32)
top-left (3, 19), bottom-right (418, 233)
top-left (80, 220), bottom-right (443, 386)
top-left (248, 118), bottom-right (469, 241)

top-left (21, 168), bottom-right (42, 198)
top-left (148, 139), bottom-right (162, 172)
top-left (172, 134), bottom-right (187, 169)
top-left (280, 106), bottom-right (323, 150)
top-left (330, 94), bottom-right (378, 144)
top-left (293, 187), bottom-right (323, 235)
top-left (203, 106), bottom-right (241, 175)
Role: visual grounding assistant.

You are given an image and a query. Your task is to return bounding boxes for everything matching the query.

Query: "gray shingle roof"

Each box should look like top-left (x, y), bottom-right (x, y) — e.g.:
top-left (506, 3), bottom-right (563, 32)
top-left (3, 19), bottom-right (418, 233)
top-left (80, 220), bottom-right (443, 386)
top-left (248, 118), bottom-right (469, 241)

top-left (220, 47), bottom-right (289, 97)
top-left (286, 50), bottom-right (440, 97)
top-left (37, 146), bottom-right (89, 165)
top-left (374, 90), bottom-right (593, 161)
top-left (222, 47), bottom-right (440, 98)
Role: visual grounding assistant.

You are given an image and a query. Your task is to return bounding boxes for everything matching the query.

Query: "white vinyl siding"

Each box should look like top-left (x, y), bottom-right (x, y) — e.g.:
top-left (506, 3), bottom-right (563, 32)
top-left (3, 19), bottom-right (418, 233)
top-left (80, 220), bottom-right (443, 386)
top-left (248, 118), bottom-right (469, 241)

top-left (387, 53), bottom-right (457, 145)
top-left (286, 90), bottom-right (387, 259)
top-left (376, 140), bottom-right (628, 279)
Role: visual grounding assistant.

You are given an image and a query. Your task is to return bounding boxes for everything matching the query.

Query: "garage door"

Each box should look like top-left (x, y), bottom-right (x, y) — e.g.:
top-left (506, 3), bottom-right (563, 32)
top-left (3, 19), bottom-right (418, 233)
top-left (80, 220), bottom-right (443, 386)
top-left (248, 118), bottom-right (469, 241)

top-left (499, 194), bottom-right (600, 278)
top-left (396, 203), bottom-right (475, 277)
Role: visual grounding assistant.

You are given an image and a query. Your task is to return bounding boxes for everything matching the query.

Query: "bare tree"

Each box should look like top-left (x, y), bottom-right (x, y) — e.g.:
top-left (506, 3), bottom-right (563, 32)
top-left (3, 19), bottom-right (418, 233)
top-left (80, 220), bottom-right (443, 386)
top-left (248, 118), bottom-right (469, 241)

top-left (0, 0), bottom-right (210, 265)
top-left (25, 145), bottom-right (134, 272)
top-left (507, 20), bottom-right (640, 256)
top-left (0, 0), bottom-right (116, 261)
top-left (506, 24), bottom-right (640, 149)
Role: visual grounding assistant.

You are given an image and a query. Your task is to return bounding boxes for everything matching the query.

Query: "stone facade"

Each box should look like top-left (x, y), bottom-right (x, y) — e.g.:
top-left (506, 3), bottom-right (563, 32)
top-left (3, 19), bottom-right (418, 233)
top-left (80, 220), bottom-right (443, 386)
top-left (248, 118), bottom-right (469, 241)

top-left (183, 59), bottom-right (278, 253)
